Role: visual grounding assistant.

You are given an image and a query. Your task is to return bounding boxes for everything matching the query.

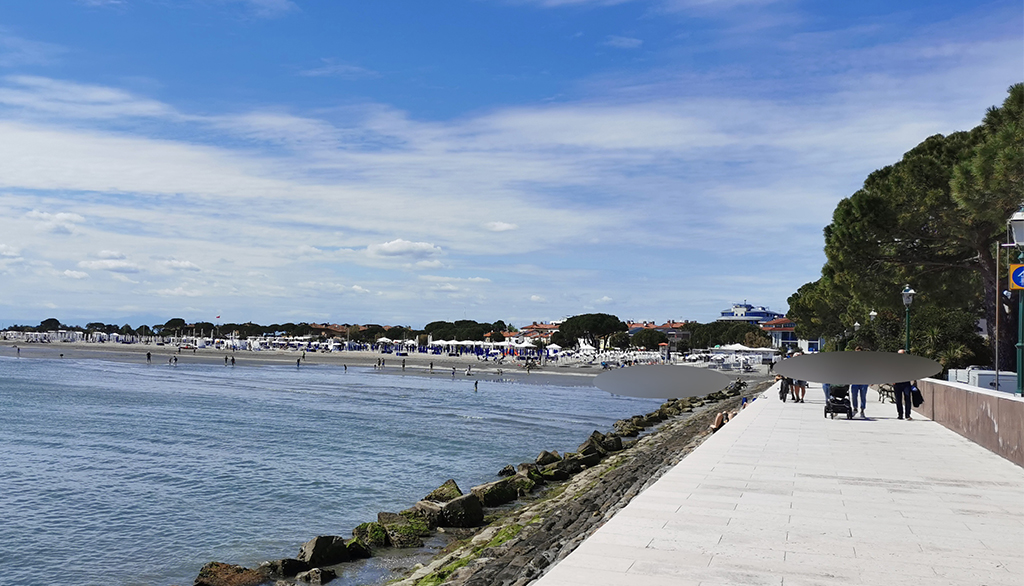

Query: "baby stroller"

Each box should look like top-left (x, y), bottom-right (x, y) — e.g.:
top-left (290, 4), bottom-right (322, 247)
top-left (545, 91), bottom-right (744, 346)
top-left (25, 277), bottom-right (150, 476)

top-left (824, 384), bottom-right (853, 419)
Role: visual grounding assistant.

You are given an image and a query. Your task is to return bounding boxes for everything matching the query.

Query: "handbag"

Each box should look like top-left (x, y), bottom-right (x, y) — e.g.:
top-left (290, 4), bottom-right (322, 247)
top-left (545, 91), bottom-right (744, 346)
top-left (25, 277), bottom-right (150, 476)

top-left (911, 385), bottom-right (924, 408)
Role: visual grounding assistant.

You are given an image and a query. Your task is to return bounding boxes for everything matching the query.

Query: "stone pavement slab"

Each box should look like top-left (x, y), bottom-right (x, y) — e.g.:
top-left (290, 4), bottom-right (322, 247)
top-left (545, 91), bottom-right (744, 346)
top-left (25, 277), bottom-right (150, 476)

top-left (533, 383), bottom-right (1024, 586)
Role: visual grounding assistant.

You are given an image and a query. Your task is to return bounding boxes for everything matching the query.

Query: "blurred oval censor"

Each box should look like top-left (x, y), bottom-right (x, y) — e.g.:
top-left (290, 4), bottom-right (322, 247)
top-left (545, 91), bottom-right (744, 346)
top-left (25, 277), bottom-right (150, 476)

top-left (595, 365), bottom-right (733, 399)
top-left (773, 351), bottom-right (941, 385)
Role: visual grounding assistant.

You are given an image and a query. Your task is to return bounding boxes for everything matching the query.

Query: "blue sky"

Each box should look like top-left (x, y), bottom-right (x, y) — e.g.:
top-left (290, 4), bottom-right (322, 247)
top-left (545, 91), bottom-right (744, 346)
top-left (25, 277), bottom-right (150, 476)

top-left (0, 0), bottom-right (1020, 329)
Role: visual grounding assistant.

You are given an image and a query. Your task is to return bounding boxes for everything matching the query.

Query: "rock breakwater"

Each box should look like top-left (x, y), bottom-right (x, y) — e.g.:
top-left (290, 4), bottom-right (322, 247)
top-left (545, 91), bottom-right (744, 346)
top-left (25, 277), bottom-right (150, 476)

top-left (192, 377), bottom-right (767, 586)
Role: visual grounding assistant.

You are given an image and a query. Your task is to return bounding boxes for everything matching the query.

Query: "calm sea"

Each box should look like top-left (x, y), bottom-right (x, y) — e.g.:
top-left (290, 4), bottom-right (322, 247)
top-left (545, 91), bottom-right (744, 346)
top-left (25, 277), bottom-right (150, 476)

top-left (0, 356), bottom-right (661, 586)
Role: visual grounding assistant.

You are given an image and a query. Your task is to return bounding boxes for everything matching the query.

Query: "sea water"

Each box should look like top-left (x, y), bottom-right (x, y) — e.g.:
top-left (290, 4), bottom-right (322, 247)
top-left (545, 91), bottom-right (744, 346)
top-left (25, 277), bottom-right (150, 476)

top-left (0, 356), bottom-right (662, 586)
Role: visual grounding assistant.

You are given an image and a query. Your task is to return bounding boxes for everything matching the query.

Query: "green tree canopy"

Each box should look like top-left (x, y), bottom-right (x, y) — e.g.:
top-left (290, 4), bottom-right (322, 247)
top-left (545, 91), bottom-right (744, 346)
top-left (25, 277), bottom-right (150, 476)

top-left (39, 318), bottom-right (63, 331)
top-left (790, 84), bottom-right (1022, 370)
top-left (550, 313), bottom-right (626, 347)
top-left (631, 328), bottom-right (668, 349)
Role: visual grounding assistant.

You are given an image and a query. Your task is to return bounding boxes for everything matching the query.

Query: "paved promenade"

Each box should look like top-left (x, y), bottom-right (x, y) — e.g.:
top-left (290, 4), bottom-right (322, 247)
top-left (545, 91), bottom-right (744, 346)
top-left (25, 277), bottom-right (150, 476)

top-left (534, 383), bottom-right (1023, 586)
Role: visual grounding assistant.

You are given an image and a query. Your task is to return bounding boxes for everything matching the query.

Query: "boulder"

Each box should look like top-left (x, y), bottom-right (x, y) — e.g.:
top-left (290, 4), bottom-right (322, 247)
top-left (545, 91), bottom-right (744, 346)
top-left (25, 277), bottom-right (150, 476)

top-left (352, 522), bottom-right (389, 547)
top-left (535, 450), bottom-right (561, 466)
top-left (538, 466), bottom-right (569, 482)
top-left (260, 559), bottom-right (310, 579)
top-left (600, 434), bottom-right (623, 452)
top-left (471, 477), bottom-right (519, 507)
top-left (439, 493), bottom-right (484, 527)
top-left (497, 464), bottom-right (516, 477)
top-left (377, 512), bottom-right (425, 548)
top-left (194, 562), bottom-right (269, 586)
top-left (296, 568), bottom-right (336, 585)
top-left (577, 432), bottom-right (609, 459)
top-left (412, 500), bottom-right (444, 528)
top-left (517, 463), bottom-right (546, 484)
top-left (297, 535), bottom-right (349, 567)
top-left (423, 479), bottom-right (463, 503)
top-left (345, 537), bottom-right (372, 559)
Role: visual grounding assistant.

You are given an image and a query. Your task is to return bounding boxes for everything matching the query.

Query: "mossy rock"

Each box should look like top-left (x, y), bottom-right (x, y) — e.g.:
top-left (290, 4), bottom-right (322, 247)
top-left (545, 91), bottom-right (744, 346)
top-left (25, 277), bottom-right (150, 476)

top-left (194, 562), bottom-right (269, 586)
top-left (378, 512), bottom-right (425, 548)
top-left (352, 522), bottom-right (390, 547)
top-left (345, 537), bottom-right (372, 559)
top-left (423, 479), bottom-right (463, 503)
top-left (399, 510), bottom-right (433, 536)
top-left (470, 478), bottom-right (519, 507)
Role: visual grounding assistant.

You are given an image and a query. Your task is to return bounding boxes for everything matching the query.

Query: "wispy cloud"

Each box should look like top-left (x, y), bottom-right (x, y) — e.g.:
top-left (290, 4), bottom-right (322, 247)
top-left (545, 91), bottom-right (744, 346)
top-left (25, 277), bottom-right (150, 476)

top-left (78, 259), bottom-right (142, 273)
top-left (298, 59), bottom-right (379, 79)
top-left (0, 31), bottom-right (65, 67)
top-left (604, 35), bottom-right (643, 49)
top-left (0, 3), bottom-right (1017, 325)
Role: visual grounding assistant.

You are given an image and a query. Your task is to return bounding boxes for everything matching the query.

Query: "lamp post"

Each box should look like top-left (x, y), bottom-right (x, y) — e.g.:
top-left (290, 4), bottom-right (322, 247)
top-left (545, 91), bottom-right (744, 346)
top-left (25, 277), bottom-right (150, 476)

top-left (1008, 208), bottom-right (1024, 396)
top-left (853, 321), bottom-right (861, 332)
top-left (901, 285), bottom-right (915, 352)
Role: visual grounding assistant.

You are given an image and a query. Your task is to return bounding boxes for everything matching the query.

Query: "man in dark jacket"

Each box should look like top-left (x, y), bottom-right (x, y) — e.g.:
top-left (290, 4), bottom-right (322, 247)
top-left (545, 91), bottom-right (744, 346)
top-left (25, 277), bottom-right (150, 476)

top-left (893, 349), bottom-right (915, 420)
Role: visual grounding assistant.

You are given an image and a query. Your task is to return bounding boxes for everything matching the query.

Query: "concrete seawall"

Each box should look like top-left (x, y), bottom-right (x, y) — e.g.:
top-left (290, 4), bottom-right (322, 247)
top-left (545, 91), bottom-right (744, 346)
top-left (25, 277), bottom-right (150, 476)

top-left (914, 378), bottom-right (1024, 467)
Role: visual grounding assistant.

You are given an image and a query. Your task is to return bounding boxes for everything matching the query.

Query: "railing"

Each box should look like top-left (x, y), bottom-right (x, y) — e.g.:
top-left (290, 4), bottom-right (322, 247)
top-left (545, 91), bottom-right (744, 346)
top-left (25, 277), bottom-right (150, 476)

top-left (914, 378), bottom-right (1024, 467)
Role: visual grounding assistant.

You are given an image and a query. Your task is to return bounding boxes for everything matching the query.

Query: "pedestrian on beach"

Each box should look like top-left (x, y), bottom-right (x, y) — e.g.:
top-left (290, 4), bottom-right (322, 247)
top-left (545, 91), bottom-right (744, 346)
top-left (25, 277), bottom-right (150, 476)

top-left (452, 367), bottom-right (456, 377)
top-left (343, 364), bottom-right (346, 371)
top-left (297, 358), bottom-right (301, 368)
top-left (146, 352), bottom-right (151, 363)
top-left (225, 356), bottom-right (229, 365)
top-left (429, 361), bottom-right (433, 373)
top-left (15, 345), bottom-right (19, 357)
top-left (474, 380), bottom-right (478, 392)
top-left (231, 356), bottom-right (235, 366)
top-left (402, 358), bottom-right (405, 370)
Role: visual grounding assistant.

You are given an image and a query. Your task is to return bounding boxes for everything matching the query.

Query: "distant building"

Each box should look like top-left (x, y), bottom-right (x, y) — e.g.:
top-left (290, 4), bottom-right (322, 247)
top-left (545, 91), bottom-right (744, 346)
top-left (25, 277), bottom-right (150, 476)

top-left (625, 320), bottom-right (692, 351)
top-left (717, 302), bottom-right (784, 324)
top-left (760, 317), bottom-right (823, 353)
top-left (520, 322), bottom-right (558, 343)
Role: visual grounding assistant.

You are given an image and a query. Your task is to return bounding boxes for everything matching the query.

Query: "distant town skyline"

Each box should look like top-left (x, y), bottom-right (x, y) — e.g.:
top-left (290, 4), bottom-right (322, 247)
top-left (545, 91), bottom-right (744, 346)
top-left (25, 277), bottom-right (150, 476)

top-left (0, 1), bottom-right (1019, 328)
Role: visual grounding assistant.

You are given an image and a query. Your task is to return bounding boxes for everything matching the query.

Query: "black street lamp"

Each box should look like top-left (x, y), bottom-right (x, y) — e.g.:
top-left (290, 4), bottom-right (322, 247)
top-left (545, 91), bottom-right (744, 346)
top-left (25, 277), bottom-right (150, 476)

top-left (902, 285), bottom-right (915, 352)
top-left (1009, 208), bottom-right (1024, 396)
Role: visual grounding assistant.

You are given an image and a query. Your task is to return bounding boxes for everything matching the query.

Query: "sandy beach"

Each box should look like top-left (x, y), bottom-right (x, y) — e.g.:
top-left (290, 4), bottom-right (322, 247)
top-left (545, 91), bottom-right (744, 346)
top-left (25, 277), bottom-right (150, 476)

top-left (0, 340), bottom-right (606, 386)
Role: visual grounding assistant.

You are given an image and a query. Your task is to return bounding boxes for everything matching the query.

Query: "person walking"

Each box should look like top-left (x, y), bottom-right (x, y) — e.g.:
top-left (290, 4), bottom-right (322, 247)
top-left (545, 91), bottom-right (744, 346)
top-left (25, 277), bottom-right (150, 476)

top-left (850, 347), bottom-right (868, 418)
top-left (893, 349), bottom-right (915, 420)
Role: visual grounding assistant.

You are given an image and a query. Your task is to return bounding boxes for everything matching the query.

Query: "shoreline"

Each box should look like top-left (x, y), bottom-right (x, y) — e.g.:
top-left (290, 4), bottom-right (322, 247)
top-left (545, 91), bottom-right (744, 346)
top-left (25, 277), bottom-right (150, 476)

top-left (189, 377), bottom-right (771, 586)
top-left (2, 339), bottom-right (773, 586)
top-left (0, 340), bottom-right (603, 386)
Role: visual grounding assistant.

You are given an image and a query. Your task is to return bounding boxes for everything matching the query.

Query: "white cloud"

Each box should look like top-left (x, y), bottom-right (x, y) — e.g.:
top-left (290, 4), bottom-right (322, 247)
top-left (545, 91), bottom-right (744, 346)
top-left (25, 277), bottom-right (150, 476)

top-left (78, 259), bottom-right (141, 273)
top-left (62, 270), bottom-right (89, 279)
top-left (415, 259), bottom-right (445, 269)
top-left (0, 76), bottom-right (174, 119)
top-left (596, 295), bottom-right (613, 303)
top-left (153, 286), bottom-right (201, 297)
top-left (0, 31), bottom-right (65, 67)
top-left (604, 35), bottom-right (643, 49)
top-left (161, 259), bottom-right (201, 271)
top-left (25, 210), bottom-right (85, 234)
top-left (97, 250), bottom-right (125, 259)
top-left (484, 221), bottom-right (518, 232)
top-left (0, 243), bottom-right (21, 257)
top-left (367, 239), bottom-right (443, 259)
top-left (530, 295), bottom-right (546, 302)
top-left (298, 59), bottom-right (378, 79)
